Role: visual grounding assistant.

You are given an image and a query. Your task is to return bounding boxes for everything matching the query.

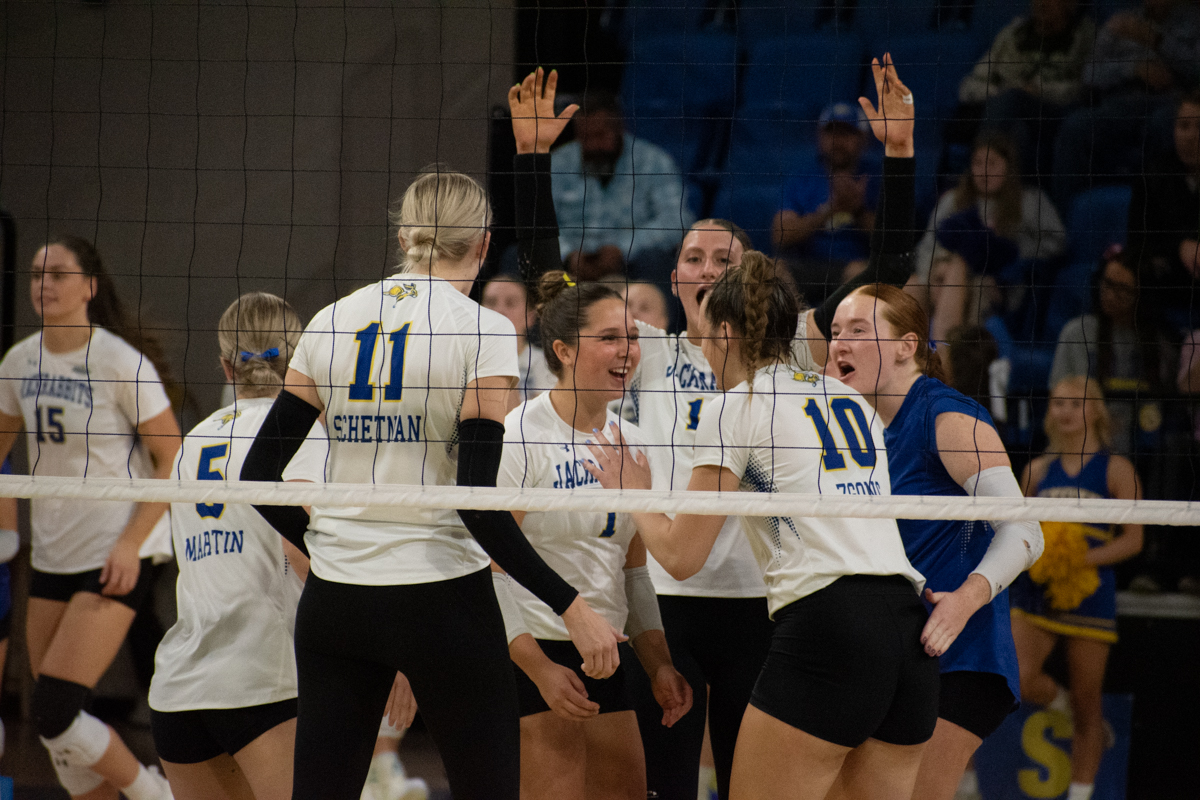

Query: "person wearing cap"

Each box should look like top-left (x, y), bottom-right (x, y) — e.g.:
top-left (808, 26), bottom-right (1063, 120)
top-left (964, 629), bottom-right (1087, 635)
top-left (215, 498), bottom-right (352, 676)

top-left (551, 90), bottom-right (695, 287)
top-left (771, 101), bottom-right (881, 305)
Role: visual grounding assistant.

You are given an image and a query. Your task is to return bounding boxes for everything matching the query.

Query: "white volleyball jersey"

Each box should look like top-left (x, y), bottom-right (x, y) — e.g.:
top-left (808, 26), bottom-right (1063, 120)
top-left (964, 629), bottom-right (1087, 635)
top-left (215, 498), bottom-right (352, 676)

top-left (149, 399), bottom-right (326, 711)
top-left (499, 392), bottom-right (647, 640)
top-left (517, 344), bottom-right (557, 402)
top-left (0, 330), bottom-right (173, 573)
top-left (691, 364), bottom-right (924, 617)
top-left (289, 274), bottom-right (519, 586)
top-left (623, 315), bottom-right (818, 598)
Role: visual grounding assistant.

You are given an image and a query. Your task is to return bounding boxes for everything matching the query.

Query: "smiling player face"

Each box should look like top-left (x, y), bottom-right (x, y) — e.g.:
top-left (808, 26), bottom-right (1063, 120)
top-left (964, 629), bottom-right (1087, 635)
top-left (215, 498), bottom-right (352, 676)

top-left (556, 297), bottom-right (641, 402)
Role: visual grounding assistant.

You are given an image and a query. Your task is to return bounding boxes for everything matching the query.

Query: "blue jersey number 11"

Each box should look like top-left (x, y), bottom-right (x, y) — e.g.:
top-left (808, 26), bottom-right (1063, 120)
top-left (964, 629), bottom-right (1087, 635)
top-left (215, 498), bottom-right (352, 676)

top-left (348, 322), bottom-right (412, 401)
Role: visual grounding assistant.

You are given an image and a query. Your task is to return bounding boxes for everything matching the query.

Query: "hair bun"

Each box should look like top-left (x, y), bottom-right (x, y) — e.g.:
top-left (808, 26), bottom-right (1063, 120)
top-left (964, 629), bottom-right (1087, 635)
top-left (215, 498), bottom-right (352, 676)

top-left (537, 270), bottom-right (575, 314)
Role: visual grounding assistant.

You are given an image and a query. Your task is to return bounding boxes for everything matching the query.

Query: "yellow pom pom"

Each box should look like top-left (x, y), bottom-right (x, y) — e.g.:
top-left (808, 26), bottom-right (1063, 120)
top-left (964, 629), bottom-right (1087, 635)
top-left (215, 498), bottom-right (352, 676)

top-left (1028, 521), bottom-right (1101, 611)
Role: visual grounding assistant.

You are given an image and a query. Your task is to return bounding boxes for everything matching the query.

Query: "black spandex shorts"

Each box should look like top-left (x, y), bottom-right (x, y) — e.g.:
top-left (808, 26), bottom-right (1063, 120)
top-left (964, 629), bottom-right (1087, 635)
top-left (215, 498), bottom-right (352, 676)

top-left (514, 639), bottom-right (633, 717)
top-left (151, 698), bottom-right (298, 764)
top-left (939, 671), bottom-right (1017, 740)
top-left (30, 558), bottom-right (156, 611)
top-left (750, 575), bottom-right (940, 748)
top-left (0, 609), bottom-right (11, 642)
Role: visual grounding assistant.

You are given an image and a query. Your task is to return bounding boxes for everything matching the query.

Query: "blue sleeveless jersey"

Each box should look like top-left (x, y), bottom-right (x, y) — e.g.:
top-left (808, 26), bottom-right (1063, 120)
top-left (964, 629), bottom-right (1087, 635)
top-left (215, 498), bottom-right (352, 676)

top-left (884, 376), bottom-right (1019, 701)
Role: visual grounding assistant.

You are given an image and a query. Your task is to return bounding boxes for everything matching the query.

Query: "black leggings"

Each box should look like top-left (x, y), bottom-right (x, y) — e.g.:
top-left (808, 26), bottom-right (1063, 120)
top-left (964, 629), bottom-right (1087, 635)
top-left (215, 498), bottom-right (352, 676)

top-left (626, 595), bottom-right (773, 800)
top-left (291, 568), bottom-right (519, 800)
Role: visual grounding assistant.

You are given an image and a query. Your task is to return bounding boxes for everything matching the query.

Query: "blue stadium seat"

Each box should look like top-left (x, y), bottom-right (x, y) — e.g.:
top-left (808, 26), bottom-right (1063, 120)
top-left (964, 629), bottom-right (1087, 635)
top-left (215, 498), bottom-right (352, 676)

top-left (862, 33), bottom-right (981, 142)
top-left (725, 115), bottom-right (821, 186)
top-left (1066, 184), bottom-right (1132, 267)
top-left (735, 0), bottom-right (839, 40)
top-left (619, 0), bottom-right (722, 43)
top-left (969, 1), bottom-right (1023, 46)
top-left (738, 34), bottom-right (866, 145)
top-left (855, 0), bottom-right (974, 43)
top-left (621, 32), bottom-right (740, 176)
top-left (710, 179), bottom-right (790, 251)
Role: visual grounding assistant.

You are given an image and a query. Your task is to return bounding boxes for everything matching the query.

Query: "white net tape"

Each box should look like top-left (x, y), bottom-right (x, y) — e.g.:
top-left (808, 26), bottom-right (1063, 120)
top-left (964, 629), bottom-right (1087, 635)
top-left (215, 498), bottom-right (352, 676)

top-left (1, 475), bottom-right (1197, 527)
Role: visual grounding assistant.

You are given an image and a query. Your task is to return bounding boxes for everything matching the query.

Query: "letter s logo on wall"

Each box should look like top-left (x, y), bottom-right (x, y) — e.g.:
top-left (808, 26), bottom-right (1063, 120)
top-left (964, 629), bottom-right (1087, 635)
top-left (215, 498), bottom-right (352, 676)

top-left (1018, 710), bottom-right (1073, 799)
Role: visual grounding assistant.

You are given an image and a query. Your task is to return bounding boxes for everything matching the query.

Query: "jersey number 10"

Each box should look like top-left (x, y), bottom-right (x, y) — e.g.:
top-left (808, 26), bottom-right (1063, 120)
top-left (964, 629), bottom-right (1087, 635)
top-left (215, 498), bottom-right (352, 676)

top-left (803, 398), bottom-right (876, 470)
top-left (349, 322), bottom-right (412, 402)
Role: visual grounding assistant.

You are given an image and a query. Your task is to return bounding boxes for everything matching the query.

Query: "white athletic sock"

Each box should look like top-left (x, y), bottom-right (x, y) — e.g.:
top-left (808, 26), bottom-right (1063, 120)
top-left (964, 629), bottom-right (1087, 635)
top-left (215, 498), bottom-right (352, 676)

top-left (1047, 684), bottom-right (1072, 716)
top-left (697, 765), bottom-right (717, 800)
top-left (1066, 782), bottom-right (1094, 800)
top-left (122, 764), bottom-right (170, 800)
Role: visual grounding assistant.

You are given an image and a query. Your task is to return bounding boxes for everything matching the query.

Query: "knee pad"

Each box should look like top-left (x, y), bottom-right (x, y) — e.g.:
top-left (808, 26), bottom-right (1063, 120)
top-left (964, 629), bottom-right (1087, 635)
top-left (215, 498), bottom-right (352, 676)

top-left (48, 757), bottom-right (105, 797)
top-left (32, 676), bottom-right (91, 740)
top-left (40, 710), bottom-right (111, 770)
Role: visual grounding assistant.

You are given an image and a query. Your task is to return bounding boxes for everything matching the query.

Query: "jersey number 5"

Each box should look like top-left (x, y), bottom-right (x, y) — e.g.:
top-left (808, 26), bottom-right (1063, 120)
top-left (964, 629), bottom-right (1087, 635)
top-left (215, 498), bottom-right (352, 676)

top-left (196, 443), bottom-right (228, 519)
top-left (349, 322), bottom-right (412, 402)
top-left (803, 398), bottom-right (876, 470)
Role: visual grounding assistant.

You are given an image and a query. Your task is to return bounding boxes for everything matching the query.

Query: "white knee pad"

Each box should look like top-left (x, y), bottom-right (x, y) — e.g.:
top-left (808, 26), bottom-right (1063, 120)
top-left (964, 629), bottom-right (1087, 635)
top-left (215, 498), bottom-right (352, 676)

top-left (49, 758), bottom-right (105, 797)
top-left (40, 710), bottom-right (111, 769)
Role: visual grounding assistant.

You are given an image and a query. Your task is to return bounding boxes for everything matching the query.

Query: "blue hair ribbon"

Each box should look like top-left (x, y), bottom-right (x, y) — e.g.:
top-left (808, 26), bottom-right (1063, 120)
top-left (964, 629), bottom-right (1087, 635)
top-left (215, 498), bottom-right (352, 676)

top-left (240, 347), bottom-right (280, 362)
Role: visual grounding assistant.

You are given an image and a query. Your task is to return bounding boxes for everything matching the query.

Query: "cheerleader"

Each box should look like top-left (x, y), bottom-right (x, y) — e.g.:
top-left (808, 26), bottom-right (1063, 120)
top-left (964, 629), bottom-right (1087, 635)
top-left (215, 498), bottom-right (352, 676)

top-left (1010, 377), bottom-right (1142, 800)
top-left (495, 271), bottom-right (691, 800)
top-left (240, 167), bottom-right (622, 800)
top-left (826, 284), bottom-right (1044, 799)
top-left (148, 293), bottom-right (320, 799)
top-left (586, 252), bottom-right (937, 800)
top-left (509, 59), bottom-right (918, 799)
top-left (0, 237), bottom-right (180, 800)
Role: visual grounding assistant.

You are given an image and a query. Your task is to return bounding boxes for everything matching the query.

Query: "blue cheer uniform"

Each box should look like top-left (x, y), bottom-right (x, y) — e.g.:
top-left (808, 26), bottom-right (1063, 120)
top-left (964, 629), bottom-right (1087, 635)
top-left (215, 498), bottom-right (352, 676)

top-left (885, 376), bottom-right (1020, 707)
top-left (1009, 452), bottom-right (1118, 644)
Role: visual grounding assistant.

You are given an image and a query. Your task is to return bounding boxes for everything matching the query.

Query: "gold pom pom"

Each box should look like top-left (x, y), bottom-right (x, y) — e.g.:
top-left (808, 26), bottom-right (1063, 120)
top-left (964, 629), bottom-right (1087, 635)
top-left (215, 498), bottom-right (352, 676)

top-left (1028, 521), bottom-right (1101, 611)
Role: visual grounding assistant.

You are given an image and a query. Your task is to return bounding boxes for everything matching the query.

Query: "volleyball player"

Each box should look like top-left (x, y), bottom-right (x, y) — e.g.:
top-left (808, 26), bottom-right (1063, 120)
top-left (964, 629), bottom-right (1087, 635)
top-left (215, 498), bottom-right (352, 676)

top-left (509, 58), bottom-right (918, 799)
top-left (240, 168), bottom-right (622, 800)
top-left (0, 237), bottom-right (180, 800)
top-left (494, 271), bottom-right (691, 800)
top-left (585, 251), bottom-right (938, 800)
top-left (481, 274), bottom-right (556, 405)
top-left (826, 284), bottom-right (1044, 799)
top-left (148, 292), bottom-right (322, 800)
top-left (1010, 377), bottom-right (1142, 800)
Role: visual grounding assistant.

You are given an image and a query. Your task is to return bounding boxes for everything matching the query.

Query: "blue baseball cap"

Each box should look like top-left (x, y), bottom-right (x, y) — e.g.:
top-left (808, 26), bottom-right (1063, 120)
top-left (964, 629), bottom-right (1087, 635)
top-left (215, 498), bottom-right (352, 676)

top-left (818, 102), bottom-right (869, 133)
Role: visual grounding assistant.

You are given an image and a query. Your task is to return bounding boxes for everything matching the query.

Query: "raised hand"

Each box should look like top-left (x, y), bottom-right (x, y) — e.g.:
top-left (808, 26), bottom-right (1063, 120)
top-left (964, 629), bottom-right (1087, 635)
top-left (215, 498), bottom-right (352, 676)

top-left (509, 67), bottom-right (579, 155)
top-left (859, 53), bottom-right (915, 158)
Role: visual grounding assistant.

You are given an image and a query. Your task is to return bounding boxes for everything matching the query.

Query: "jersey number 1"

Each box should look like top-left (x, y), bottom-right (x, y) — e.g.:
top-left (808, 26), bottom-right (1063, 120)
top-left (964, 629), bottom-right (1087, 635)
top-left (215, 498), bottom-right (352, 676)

top-left (349, 322), bottom-right (412, 401)
top-left (803, 398), bottom-right (876, 470)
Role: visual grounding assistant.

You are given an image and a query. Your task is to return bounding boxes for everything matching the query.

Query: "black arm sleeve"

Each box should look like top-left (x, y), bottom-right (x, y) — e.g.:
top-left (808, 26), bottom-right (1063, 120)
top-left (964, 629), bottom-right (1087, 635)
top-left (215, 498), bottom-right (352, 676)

top-left (456, 417), bottom-right (580, 615)
top-left (812, 156), bottom-right (917, 339)
top-left (240, 389), bottom-right (321, 556)
top-left (514, 152), bottom-right (565, 284)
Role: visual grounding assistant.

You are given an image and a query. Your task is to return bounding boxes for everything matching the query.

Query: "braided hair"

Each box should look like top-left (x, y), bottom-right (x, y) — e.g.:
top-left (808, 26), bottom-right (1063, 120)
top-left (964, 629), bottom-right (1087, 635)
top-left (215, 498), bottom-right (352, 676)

top-left (702, 251), bottom-right (799, 383)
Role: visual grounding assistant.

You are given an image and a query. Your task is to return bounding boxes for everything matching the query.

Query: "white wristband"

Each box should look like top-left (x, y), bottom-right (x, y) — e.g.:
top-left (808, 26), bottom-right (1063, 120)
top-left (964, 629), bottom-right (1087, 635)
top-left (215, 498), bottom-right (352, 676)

top-left (0, 529), bottom-right (19, 564)
top-left (623, 565), bottom-right (663, 640)
top-left (491, 571), bottom-right (530, 644)
top-left (962, 467), bottom-right (1045, 600)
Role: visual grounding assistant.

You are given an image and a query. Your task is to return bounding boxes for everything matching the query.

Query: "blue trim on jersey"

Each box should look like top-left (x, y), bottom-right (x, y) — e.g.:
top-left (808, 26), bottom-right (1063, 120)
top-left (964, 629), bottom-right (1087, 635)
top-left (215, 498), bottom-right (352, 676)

top-left (885, 376), bottom-right (1019, 702)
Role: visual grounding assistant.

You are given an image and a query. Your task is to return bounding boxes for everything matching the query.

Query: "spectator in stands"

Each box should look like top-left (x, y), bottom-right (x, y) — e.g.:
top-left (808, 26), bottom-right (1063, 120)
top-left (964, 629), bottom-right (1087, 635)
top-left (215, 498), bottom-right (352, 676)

top-left (945, 323), bottom-right (1003, 408)
top-left (914, 133), bottom-right (1066, 335)
top-left (552, 91), bottom-right (694, 284)
top-left (624, 280), bottom-right (669, 332)
top-left (771, 102), bottom-right (880, 305)
top-left (959, 0), bottom-right (1096, 180)
top-left (1049, 246), bottom-right (1178, 458)
top-left (1128, 90), bottom-right (1200, 333)
top-left (1053, 0), bottom-right (1200, 205)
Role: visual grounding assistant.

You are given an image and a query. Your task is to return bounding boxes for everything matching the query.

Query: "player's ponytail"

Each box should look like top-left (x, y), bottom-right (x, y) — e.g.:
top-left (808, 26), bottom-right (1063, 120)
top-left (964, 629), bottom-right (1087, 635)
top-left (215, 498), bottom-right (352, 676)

top-left (46, 235), bottom-right (184, 411)
top-left (704, 250), bottom-right (799, 380)
top-left (536, 270), bottom-right (623, 377)
top-left (849, 284), bottom-right (946, 381)
top-left (217, 292), bottom-right (303, 400)
top-left (392, 166), bottom-right (491, 275)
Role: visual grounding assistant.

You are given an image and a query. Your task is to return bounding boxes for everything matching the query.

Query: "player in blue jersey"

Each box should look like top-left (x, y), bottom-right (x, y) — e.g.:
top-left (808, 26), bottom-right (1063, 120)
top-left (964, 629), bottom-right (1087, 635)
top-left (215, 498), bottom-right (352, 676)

top-left (827, 283), bottom-right (1044, 800)
top-left (1010, 376), bottom-right (1142, 800)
